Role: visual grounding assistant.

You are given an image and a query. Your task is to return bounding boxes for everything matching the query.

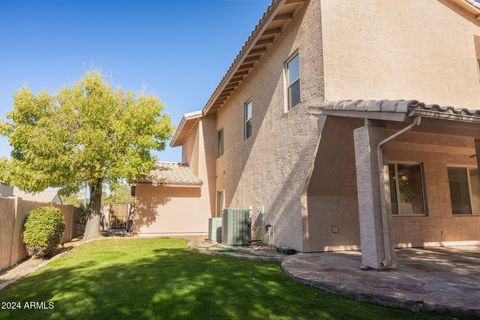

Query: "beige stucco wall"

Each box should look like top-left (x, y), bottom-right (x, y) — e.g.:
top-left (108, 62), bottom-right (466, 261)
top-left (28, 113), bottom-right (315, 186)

top-left (134, 115), bottom-right (216, 236)
top-left (181, 117), bottom-right (217, 217)
top-left (305, 0), bottom-right (480, 251)
top-left (304, 116), bottom-right (363, 252)
top-left (132, 184), bottom-right (210, 235)
top-left (182, 122), bottom-right (200, 175)
top-left (388, 131), bottom-right (480, 247)
top-left (198, 115), bottom-right (218, 217)
top-left (214, 0), bottom-right (325, 251)
top-left (306, 124), bottom-right (480, 251)
top-left (176, 0), bottom-right (480, 251)
top-left (321, 0), bottom-right (480, 107)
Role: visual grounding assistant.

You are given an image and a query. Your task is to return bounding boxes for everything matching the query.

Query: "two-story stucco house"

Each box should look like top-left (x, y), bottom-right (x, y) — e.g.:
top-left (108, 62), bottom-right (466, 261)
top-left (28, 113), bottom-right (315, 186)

top-left (133, 0), bottom-right (480, 269)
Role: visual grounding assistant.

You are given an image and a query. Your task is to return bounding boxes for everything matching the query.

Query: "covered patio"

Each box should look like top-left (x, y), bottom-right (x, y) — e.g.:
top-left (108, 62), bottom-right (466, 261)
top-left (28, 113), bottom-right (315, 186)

top-left (282, 245), bottom-right (480, 317)
top-left (308, 100), bottom-right (480, 270)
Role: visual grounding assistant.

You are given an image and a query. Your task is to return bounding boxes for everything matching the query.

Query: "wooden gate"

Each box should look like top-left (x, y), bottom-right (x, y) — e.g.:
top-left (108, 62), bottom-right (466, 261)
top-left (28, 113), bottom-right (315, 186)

top-left (109, 204), bottom-right (130, 230)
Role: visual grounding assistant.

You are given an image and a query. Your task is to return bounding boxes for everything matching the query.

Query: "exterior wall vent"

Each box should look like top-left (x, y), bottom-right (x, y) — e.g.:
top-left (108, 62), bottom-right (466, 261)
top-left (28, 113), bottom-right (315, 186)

top-left (208, 217), bottom-right (223, 242)
top-left (222, 208), bottom-right (251, 245)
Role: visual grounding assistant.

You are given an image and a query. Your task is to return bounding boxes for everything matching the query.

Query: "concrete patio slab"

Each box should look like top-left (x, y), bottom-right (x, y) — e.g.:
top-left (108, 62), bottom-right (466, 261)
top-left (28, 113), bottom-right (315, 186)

top-left (282, 246), bottom-right (480, 318)
top-left (189, 241), bottom-right (284, 262)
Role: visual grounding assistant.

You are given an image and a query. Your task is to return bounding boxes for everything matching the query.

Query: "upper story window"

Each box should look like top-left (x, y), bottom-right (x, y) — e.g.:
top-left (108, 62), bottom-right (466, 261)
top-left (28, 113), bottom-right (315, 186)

top-left (217, 129), bottom-right (224, 158)
top-left (388, 163), bottom-right (427, 215)
top-left (244, 100), bottom-right (253, 139)
top-left (285, 53), bottom-right (300, 110)
top-left (447, 167), bottom-right (480, 215)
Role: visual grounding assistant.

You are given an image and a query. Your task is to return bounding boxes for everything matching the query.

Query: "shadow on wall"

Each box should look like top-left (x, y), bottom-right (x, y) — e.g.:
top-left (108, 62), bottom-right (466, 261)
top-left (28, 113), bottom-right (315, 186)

top-left (218, 4), bottom-right (308, 208)
top-left (217, 4), bottom-right (324, 249)
top-left (250, 114), bottom-right (325, 248)
top-left (131, 186), bottom-right (201, 233)
top-left (303, 116), bottom-right (364, 252)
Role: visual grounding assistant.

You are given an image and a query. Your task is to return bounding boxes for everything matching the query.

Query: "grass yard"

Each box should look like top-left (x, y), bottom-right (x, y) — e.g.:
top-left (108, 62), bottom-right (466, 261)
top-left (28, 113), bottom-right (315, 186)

top-left (0, 238), bottom-right (451, 320)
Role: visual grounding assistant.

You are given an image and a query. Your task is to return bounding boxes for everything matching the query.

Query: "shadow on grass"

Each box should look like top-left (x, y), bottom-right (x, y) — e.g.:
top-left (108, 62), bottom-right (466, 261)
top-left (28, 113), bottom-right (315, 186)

top-left (0, 239), bottom-right (451, 320)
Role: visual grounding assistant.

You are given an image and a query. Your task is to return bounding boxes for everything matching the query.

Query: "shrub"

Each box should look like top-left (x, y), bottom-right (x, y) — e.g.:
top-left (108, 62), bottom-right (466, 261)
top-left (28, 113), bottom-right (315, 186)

top-left (23, 207), bottom-right (66, 258)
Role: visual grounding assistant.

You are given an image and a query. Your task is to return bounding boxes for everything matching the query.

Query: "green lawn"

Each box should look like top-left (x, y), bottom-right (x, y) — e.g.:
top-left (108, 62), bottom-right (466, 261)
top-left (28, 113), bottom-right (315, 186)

top-left (0, 238), bottom-right (451, 320)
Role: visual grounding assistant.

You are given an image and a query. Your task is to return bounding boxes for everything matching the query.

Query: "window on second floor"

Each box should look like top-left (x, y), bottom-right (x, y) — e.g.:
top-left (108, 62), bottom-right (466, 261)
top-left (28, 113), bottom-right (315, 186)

top-left (285, 53), bottom-right (300, 110)
top-left (217, 129), bottom-right (224, 158)
top-left (388, 163), bottom-right (427, 215)
top-left (447, 167), bottom-right (480, 215)
top-left (244, 100), bottom-right (253, 139)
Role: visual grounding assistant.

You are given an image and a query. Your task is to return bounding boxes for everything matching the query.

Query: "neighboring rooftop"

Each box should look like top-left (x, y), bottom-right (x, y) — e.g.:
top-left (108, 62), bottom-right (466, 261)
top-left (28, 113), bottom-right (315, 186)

top-left (13, 188), bottom-right (62, 204)
top-left (141, 162), bottom-right (202, 187)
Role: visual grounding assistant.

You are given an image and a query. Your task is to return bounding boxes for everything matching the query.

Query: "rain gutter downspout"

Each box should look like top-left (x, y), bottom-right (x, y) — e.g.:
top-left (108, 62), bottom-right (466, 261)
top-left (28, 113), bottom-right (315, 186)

top-left (377, 116), bottom-right (421, 268)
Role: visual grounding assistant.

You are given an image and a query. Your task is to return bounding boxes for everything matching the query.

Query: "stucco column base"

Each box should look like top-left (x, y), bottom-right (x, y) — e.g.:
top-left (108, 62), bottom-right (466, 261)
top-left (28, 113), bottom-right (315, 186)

top-left (353, 122), bottom-right (396, 270)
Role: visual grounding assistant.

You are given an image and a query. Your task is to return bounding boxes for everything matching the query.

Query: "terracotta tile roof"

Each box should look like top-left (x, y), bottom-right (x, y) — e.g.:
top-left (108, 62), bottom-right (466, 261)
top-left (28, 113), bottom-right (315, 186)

top-left (170, 111), bottom-right (202, 148)
top-left (202, 0), bottom-right (306, 115)
top-left (319, 99), bottom-right (480, 122)
top-left (143, 162), bottom-right (202, 186)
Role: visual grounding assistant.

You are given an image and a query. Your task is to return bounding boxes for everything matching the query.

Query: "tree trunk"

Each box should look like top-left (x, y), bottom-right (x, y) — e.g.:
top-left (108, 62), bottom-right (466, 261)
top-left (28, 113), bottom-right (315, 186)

top-left (83, 180), bottom-right (103, 240)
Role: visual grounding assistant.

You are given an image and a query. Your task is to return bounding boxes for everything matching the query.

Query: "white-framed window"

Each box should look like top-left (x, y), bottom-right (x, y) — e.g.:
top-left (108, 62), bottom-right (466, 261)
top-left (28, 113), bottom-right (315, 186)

top-left (388, 163), bottom-right (427, 215)
top-left (216, 190), bottom-right (224, 217)
top-left (244, 100), bottom-right (253, 139)
top-left (447, 167), bottom-right (480, 215)
top-left (285, 53), bottom-right (300, 110)
top-left (217, 129), bottom-right (224, 158)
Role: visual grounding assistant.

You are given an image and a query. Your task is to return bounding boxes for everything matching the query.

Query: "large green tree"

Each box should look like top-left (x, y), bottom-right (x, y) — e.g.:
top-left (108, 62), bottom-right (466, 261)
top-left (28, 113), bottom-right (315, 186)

top-left (0, 72), bottom-right (173, 239)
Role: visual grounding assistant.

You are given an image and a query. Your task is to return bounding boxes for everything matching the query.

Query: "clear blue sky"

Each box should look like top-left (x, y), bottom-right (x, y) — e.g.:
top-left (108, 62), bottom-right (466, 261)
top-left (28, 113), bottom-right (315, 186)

top-left (0, 0), bottom-right (270, 162)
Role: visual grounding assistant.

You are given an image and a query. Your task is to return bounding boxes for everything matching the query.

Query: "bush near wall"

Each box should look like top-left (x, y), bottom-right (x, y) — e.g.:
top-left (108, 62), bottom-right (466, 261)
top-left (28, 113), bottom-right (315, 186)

top-left (23, 207), bottom-right (65, 258)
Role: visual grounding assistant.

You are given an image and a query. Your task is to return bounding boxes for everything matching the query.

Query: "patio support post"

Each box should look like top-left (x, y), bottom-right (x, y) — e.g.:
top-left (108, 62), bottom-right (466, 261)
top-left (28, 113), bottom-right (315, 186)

top-left (353, 120), bottom-right (395, 270)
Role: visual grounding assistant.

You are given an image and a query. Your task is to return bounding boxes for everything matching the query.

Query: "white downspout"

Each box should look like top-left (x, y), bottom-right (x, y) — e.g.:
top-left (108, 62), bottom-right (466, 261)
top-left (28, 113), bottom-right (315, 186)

top-left (377, 116), bottom-right (421, 268)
